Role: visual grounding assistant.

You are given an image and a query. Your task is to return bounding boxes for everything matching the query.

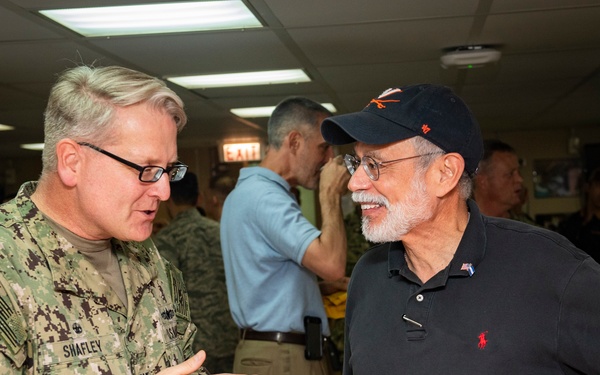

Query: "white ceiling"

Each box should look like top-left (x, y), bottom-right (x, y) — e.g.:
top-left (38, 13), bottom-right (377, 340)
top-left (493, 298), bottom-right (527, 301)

top-left (1, 0), bottom-right (599, 159)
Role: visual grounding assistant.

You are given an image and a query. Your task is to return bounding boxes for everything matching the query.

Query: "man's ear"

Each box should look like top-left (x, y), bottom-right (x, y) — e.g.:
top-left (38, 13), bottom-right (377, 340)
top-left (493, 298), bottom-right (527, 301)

top-left (433, 153), bottom-right (464, 197)
top-left (56, 139), bottom-right (82, 187)
top-left (287, 130), bottom-right (303, 155)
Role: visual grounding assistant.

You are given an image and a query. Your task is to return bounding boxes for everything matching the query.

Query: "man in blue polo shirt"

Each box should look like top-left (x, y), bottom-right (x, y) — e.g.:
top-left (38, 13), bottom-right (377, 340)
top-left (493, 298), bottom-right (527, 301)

top-left (221, 97), bottom-right (350, 375)
top-left (321, 84), bottom-right (600, 374)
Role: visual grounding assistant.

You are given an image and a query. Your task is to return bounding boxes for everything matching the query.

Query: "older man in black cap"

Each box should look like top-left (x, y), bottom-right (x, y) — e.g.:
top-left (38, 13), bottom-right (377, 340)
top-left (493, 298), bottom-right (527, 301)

top-left (321, 84), bottom-right (600, 375)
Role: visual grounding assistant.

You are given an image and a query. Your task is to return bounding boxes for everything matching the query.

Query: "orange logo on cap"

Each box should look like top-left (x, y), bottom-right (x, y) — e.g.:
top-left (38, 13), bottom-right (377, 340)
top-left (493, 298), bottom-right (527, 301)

top-left (370, 99), bottom-right (400, 109)
top-left (421, 124), bottom-right (431, 134)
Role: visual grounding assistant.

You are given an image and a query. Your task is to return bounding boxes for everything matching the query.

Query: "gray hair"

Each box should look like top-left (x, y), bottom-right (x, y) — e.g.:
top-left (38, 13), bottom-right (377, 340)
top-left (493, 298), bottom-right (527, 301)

top-left (409, 136), bottom-right (473, 200)
top-left (267, 97), bottom-right (332, 149)
top-left (478, 139), bottom-right (517, 175)
top-left (42, 65), bottom-right (186, 173)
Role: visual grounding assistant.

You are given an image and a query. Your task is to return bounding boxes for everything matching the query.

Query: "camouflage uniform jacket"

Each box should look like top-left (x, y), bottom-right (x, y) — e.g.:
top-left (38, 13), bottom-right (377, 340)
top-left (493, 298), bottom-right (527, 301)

top-left (328, 207), bottom-right (372, 357)
top-left (0, 182), bottom-right (197, 374)
top-left (154, 208), bottom-right (237, 371)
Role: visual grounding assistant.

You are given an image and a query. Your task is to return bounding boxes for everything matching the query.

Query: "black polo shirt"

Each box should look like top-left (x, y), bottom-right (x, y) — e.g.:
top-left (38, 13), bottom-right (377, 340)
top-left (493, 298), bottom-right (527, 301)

top-left (344, 199), bottom-right (600, 375)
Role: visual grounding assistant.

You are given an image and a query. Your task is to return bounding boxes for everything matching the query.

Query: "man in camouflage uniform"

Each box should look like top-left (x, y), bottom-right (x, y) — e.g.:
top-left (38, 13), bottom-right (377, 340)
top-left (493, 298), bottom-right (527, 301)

top-left (154, 172), bottom-right (238, 373)
top-left (327, 203), bottom-right (371, 369)
top-left (0, 66), bottom-right (214, 374)
top-left (203, 174), bottom-right (237, 223)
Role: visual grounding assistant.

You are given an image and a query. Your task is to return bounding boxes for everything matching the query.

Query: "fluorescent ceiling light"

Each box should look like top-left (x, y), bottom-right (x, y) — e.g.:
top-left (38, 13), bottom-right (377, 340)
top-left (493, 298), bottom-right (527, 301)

top-left (39, 1), bottom-right (261, 37)
top-left (167, 69), bottom-right (311, 89)
top-left (21, 143), bottom-right (45, 151)
top-left (231, 103), bottom-right (337, 118)
top-left (0, 124), bottom-right (15, 131)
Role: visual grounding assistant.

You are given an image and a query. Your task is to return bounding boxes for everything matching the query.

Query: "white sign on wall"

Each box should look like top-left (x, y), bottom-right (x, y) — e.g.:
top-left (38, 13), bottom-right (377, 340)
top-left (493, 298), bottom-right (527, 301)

top-left (222, 142), bottom-right (262, 162)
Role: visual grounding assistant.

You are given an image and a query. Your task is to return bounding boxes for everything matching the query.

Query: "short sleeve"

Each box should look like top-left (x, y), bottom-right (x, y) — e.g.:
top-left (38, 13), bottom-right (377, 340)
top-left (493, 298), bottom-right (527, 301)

top-left (254, 189), bottom-right (320, 265)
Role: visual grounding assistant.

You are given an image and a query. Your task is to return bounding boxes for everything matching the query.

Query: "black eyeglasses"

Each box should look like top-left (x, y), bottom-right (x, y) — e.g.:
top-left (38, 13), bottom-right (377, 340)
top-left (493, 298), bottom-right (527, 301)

top-left (78, 142), bottom-right (187, 183)
top-left (343, 153), bottom-right (443, 181)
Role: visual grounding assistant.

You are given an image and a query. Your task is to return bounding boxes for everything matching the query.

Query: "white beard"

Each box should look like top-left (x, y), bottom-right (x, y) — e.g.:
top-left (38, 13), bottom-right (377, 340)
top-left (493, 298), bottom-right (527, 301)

top-left (352, 174), bottom-right (432, 243)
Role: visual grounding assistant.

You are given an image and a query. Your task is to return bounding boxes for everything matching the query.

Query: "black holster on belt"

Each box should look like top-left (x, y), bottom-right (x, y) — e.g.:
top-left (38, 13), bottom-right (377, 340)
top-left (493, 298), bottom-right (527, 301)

top-left (324, 337), bottom-right (342, 371)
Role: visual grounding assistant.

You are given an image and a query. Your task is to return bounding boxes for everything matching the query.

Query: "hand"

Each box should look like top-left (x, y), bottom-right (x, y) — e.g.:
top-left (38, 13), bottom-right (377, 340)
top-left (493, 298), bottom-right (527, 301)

top-left (319, 276), bottom-right (350, 295)
top-left (156, 350), bottom-right (240, 375)
top-left (319, 155), bottom-right (351, 197)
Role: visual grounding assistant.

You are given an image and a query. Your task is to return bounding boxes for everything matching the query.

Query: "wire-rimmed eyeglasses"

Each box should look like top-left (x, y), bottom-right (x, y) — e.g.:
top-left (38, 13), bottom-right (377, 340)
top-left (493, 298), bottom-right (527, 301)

top-left (343, 153), bottom-right (443, 181)
top-left (78, 142), bottom-right (188, 183)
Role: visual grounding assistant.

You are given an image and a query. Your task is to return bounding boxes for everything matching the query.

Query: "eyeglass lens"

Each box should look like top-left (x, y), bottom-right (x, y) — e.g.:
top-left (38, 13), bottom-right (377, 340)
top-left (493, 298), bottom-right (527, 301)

top-left (343, 154), bottom-right (359, 175)
top-left (343, 154), bottom-right (380, 180)
top-left (168, 165), bottom-right (187, 181)
top-left (140, 165), bottom-right (187, 182)
top-left (362, 157), bottom-right (379, 180)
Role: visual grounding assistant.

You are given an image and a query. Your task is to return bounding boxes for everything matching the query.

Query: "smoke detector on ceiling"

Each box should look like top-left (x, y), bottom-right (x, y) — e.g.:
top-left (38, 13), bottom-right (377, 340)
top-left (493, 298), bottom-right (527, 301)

top-left (440, 45), bottom-right (501, 69)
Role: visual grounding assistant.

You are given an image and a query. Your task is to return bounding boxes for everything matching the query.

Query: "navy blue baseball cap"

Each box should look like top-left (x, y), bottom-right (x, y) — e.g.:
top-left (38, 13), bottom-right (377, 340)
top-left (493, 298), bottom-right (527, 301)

top-left (321, 84), bottom-right (483, 175)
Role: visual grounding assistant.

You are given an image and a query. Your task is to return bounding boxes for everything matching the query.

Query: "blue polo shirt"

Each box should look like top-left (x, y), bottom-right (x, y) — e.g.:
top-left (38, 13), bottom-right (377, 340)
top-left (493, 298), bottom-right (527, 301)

top-left (220, 167), bottom-right (329, 334)
top-left (344, 199), bottom-right (600, 374)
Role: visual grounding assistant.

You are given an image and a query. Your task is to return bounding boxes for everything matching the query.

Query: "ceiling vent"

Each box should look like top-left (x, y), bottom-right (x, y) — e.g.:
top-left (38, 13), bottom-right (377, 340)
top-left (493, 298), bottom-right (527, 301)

top-left (441, 45), bottom-right (501, 69)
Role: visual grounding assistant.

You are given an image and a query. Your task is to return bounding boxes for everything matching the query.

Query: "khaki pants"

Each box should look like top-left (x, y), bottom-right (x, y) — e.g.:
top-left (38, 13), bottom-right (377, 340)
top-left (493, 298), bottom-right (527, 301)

top-left (233, 339), bottom-right (333, 375)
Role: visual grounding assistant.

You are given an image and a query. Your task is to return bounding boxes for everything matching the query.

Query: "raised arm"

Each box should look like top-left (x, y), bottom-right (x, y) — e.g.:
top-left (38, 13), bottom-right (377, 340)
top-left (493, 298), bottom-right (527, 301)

top-left (302, 156), bottom-right (351, 280)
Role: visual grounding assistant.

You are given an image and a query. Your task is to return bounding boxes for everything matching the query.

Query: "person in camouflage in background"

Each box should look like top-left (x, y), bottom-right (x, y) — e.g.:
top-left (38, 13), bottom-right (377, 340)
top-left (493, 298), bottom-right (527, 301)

top-left (0, 65), bottom-right (227, 374)
top-left (203, 174), bottom-right (237, 223)
top-left (154, 172), bottom-right (238, 373)
top-left (327, 202), bottom-right (371, 369)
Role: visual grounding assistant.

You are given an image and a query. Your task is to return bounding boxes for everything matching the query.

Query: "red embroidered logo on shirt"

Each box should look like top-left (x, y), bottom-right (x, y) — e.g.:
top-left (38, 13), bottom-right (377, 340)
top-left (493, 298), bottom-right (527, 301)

top-left (421, 124), bottom-right (431, 134)
top-left (478, 331), bottom-right (489, 350)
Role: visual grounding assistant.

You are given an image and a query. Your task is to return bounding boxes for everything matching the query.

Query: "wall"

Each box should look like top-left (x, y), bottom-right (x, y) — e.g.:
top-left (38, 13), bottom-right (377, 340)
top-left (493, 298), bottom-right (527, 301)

top-left (0, 156), bottom-right (42, 201)
top-left (178, 146), bottom-right (217, 194)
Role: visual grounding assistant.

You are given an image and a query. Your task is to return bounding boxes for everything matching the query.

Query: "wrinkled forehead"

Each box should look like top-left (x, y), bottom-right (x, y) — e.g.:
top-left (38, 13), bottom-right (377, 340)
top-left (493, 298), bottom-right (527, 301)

top-left (354, 138), bottom-right (414, 156)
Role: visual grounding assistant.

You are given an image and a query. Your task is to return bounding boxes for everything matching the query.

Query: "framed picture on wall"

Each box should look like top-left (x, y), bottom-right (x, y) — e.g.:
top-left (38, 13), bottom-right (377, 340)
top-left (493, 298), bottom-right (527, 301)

top-left (532, 158), bottom-right (582, 198)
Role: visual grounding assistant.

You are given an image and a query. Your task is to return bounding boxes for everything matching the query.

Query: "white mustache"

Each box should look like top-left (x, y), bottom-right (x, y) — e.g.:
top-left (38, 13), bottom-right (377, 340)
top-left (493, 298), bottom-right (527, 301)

top-left (352, 191), bottom-right (389, 208)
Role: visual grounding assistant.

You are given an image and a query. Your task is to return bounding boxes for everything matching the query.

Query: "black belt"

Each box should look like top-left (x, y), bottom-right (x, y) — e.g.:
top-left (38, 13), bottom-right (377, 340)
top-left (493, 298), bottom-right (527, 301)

top-left (240, 329), bottom-right (305, 346)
